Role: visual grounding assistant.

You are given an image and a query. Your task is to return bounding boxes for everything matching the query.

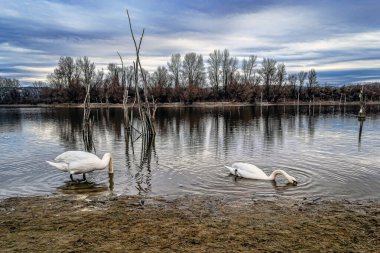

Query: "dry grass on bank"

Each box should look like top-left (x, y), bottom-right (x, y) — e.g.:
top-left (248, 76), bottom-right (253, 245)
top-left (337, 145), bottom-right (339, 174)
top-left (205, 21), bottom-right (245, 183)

top-left (1, 195), bottom-right (379, 252)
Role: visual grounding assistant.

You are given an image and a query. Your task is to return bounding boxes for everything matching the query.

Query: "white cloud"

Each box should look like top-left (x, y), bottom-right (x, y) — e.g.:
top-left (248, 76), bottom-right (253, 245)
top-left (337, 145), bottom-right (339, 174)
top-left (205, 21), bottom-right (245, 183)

top-left (310, 60), bottom-right (380, 71)
top-left (0, 43), bottom-right (43, 53)
top-left (13, 65), bottom-right (55, 73)
top-left (286, 31), bottom-right (380, 52)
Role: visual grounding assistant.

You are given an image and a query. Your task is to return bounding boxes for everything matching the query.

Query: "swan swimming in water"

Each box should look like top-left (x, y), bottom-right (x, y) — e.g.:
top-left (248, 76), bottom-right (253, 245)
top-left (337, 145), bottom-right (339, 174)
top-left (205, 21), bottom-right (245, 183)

top-left (46, 151), bottom-right (113, 182)
top-left (225, 162), bottom-right (297, 185)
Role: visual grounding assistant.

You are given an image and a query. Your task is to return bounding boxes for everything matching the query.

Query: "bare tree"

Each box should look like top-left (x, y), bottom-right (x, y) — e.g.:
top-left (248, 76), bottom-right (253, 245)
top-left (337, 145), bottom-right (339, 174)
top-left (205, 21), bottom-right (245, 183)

top-left (0, 77), bottom-right (20, 103)
top-left (152, 66), bottom-right (169, 88)
top-left (297, 71), bottom-right (307, 102)
top-left (30, 81), bottom-right (47, 100)
top-left (107, 63), bottom-right (120, 87)
top-left (125, 9), bottom-right (156, 136)
top-left (32, 81), bottom-right (47, 88)
top-left (307, 68), bottom-right (318, 99)
top-left (103, 63), bottom-right (125, 103)
top-left (47, 72), bottom-right (64, 90)
top-left (167, 53), bottom-right (181, 88)
top-left (288, 74), bottom-right (297, 99)
top-left (117, 52), bottom-right (130, 130)
top-left (125, 65), bottom-right (134, 90)
top-left (182, 52), bottom-right (205, 87)
top-left (151, 66), bottom-right (170, 102)
top-left (242, 55), bottom-right (257, 85)
top-left (77, 56), bottom-right (96, 152)
top-left (60, 56), bottom-right (75, 87)
top-left (259, 58), bottom-right (277, 101)
top-left (47, 56), bottom-right (76, 90)
top-left (78, 57), bottom-right (95, 90)
top-left (274, 63), bottom-right (287, 102)
top-left (208, 49), bottom-right (222, 93)
top-left (227, 56), bottom-right (239, 87)
top-left (92, 69), bottom-right (104, 102)
top-left (77, 57), bottom-right (95, 107)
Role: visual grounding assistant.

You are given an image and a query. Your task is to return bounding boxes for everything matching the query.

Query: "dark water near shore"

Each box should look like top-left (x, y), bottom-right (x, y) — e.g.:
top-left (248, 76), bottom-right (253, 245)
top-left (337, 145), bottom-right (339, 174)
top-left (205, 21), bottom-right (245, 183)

top-left (0, 105), bottom-right (379, 200)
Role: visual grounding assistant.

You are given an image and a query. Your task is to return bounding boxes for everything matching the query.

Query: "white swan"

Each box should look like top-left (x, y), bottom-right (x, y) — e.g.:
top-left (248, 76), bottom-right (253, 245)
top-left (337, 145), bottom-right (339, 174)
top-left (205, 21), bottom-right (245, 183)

top-left (225, 162), bottom-right (297, 185)
top-left (46, 151), bottom-right (113, 181)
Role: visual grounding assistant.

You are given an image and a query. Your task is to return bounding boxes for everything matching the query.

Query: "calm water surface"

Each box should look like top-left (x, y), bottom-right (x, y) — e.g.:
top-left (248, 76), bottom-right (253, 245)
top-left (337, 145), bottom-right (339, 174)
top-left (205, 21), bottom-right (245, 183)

top-left (0, 105), bottom-right (379, 200)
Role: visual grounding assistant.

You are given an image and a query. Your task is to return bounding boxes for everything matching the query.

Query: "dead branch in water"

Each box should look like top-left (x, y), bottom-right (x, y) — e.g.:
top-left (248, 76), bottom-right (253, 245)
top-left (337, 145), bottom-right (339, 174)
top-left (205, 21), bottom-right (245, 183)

top-left (80, 57), bottom-right (96, 153)
top-left (82, 77), bottom-right (95, 152)
top-left (117, 51), bottom-right (130, 130)
top-left (124, 9), bottom-right (155, 137)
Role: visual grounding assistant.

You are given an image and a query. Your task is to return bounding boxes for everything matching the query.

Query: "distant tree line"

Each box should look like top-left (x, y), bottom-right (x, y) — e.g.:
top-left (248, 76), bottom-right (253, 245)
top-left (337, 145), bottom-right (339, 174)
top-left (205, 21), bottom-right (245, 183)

top-left (1, 49), bottom-right (380, 104)
top-left (0, 76), bottom-right (20, 103)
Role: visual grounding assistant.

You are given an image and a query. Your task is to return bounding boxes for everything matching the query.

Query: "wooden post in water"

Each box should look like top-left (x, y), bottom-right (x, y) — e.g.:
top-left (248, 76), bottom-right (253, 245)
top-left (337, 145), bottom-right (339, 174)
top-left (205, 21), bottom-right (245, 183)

top-left (358, 85), bottom-right (366, 121)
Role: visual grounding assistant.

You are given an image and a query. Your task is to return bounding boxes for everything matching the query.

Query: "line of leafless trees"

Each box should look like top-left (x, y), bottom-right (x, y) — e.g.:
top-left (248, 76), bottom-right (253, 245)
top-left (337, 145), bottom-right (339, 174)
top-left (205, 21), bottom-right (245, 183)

top-left (1, 49), bottom-right (380, 104)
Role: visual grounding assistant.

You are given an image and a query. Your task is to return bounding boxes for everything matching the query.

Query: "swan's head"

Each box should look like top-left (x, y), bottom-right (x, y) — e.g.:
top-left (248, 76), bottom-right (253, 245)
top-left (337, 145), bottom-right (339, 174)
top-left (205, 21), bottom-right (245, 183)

top-left (272, 170), bottom-right (298, 186)
top-left (288, 176), bottom-right (297, 186)
top-left (103, 153), bottom-right (113, 174)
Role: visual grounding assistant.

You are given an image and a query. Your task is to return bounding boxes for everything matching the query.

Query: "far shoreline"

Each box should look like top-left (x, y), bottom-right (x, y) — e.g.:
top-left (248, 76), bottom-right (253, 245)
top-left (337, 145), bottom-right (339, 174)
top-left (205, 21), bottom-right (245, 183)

top-left (1, 100), bottom-right (379, 109)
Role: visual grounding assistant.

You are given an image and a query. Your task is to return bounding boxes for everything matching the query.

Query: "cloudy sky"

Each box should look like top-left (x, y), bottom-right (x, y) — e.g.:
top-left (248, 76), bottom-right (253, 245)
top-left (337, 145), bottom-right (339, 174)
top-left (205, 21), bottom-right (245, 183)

top-left (1, 0), bottom-right (379, 85)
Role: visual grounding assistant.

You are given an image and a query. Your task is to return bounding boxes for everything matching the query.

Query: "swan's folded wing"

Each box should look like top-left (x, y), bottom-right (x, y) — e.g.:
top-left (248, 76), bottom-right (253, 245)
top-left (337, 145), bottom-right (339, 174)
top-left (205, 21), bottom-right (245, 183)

top-left (46, 161), bottom-right (69, 172)
top-left (68, 158), bottom-right (106, 174)
top-left (54, 151), bottom-right (99, 163)
top-left (231, 163), bottom-right (269, 180)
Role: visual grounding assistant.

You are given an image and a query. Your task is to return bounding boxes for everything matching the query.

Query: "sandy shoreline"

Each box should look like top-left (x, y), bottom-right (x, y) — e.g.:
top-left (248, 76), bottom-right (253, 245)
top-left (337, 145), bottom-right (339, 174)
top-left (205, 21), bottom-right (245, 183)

top-left (1, 194), bottom-right (379, 252)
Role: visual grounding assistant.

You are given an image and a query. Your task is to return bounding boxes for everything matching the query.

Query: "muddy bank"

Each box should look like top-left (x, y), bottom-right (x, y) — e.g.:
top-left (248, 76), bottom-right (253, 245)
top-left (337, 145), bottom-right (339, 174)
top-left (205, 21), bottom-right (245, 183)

top-left (1, 195), bottom-right (379, 252)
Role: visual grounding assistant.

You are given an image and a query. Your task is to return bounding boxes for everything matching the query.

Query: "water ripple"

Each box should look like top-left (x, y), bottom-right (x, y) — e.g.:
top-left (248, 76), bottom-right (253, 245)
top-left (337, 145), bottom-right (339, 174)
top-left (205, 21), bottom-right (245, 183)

top-left (1, 106), bottom-right (380, 200)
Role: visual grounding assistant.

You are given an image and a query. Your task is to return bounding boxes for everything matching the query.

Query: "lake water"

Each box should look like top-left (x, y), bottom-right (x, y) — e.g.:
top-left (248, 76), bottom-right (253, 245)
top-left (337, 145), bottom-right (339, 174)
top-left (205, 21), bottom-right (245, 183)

top-left (0, 105), bottom-right (379, 200)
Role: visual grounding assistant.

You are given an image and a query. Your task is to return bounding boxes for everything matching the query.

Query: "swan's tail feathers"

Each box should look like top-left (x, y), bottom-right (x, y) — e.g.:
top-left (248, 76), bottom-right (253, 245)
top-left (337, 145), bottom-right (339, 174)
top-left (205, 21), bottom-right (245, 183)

top-left (225, 166), bottom-right (236, 175)
top-left (46, 161), bottom-right (69, 172)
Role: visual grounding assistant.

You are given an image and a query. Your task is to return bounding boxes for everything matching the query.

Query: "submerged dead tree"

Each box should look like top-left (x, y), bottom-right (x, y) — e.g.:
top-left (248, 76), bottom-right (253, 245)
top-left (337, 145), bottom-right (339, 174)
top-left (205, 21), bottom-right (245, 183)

top-left (120, 10), bottom-right (156, 139)
top-left (119, 11), bottom-right (157, 195)
top-left (80, 57), bottom-right (96, 153)
top-left (117, 52), bottom-right (131, 132)
top-left (82, 80), bottom-right (94, 152)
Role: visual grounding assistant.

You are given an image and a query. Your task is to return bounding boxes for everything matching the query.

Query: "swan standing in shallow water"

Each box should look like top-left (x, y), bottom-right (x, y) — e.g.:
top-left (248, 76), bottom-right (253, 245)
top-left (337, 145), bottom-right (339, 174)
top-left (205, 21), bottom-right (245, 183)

top-left (46, 151), bottom-right (113, 182)
top-left (225, 162), bottom-right (297, 185)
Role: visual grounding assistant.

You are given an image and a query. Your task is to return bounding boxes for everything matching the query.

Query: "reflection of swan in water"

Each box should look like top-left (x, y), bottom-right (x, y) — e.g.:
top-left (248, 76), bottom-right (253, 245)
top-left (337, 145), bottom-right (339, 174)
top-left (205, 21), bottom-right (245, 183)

top-left (46, 151), bottom-right (113, 182)
top-left (225, 162), bottom-right (298, 185)
top-left (57, 181), bottom-right (109, 194)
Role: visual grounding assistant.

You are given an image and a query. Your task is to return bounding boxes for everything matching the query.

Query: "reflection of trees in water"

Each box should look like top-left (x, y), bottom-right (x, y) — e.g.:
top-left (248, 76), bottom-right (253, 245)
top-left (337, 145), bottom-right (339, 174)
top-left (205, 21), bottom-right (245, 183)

top-left (36, 105), bottom-right (378, 193)
top-left (0, 108), bottom-right (22, 132)
top-left (124, 128), bottom-right (156, 195)
top-left (307, 114), bottom-right (316, 138)
top-left (48, 108), bottom-right (83, 149)
top-left (154, 106), bottom-right (326, 155)
top-left (135, 136), bottom-right (156, 195)
top-left (98, 108), bottom-right (124, 139)
top-left (48, 108), bottom-right (125, 151)
top-left (8, 105), bottom-right (371, 154)
top-left (358, 119), bottom-right (365, 145)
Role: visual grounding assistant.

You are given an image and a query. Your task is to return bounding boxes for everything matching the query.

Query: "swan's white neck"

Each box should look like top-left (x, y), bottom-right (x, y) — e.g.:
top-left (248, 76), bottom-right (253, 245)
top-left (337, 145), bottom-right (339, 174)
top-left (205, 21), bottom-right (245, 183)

top-left (100, 154), bottom-right (113, 173)
top-left (269, 170), bottom-right (292, 182)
